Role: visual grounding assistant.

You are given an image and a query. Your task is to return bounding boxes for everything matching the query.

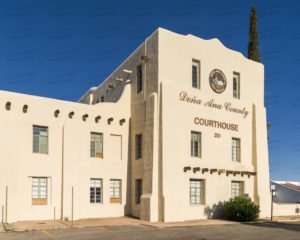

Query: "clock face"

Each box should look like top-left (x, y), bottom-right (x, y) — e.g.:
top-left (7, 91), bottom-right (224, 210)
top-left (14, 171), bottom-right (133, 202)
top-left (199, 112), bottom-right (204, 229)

top-left (209, 69), bottom-right (227, 94)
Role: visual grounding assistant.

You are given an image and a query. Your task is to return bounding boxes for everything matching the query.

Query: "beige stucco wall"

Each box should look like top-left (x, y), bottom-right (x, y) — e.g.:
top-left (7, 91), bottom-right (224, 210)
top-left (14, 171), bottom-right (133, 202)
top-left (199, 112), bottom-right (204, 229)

top-left (0, 27), bottom-right (272, 223)
top-left (273, 203), bottom-right (300, 217)
top-left (0, 83), bottom-right (131, 223)
top-left (80, 30), bottom-right (159, 220)
top-left (158, 28), bottom-right (270, 221)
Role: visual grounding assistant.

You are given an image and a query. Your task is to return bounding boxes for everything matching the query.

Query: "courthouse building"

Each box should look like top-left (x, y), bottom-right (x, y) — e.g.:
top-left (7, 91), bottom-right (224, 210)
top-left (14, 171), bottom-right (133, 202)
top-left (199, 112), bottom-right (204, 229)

top-left (0, 28), bottom-right (271, 223)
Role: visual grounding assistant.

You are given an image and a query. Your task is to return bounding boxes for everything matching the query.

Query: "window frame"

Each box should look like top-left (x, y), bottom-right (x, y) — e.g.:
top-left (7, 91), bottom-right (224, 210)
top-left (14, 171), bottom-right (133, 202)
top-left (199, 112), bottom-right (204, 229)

top-left (32, 177), bottom-right (48, 205)
top-left (191, 131), bottom-right (201, 158)
top-left (90, 178), bottom-right (103, 204)
top-left (136, 64), bottom-right (143, 94)
top-left (232, 137), bottom-right (241, 162)
top-left (90, 132), bottom-right (103, 158)
top-left (192, 59), bottom-right (200, 89)
top-left (189, 179), bottom-right (205, 205)
top-left (135, 179), bottom-right (143, 205)
top-left (110, 179), bottom-right (122, 203)
top-left (33, 125), bottom-right (49, 154)
top-left (135, 134), bottom-right (142, 160)
top-left (231, 181), bottom-right (244, 198)
top-left (233, 72), bottom-right (240, 99)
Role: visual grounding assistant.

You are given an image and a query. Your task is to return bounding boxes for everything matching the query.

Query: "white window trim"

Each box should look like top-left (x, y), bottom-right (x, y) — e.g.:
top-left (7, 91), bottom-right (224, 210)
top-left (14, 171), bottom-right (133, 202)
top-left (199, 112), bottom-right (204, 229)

top-left (233, 72), bottom-right (240, 99)
top-left (189, 179), bottom-right (205, 205)
top-left (90, 178), bottom-right (103, 204)
top-left (33, 125), bottom-right (49, 154)
top-left (191, 131), bottom-right (201, 158)
top-left (192, 59), bottom-right (200, 89)
top-left (90, 132), bottom-right (103, 158)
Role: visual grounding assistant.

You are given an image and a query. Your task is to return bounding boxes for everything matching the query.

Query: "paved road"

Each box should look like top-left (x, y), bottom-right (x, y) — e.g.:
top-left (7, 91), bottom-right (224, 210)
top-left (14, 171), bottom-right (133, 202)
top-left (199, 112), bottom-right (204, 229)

top-left (1, 221), bottom-right (300, 240)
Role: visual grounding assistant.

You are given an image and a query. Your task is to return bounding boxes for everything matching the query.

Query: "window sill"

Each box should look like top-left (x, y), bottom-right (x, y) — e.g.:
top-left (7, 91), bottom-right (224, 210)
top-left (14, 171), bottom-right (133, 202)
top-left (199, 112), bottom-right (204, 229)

top-left (32, 152), bottom-right (49, 155)
top-left (192, 87), bottom-right (201, 90)
top-left (191, 156), bottom-right (201, 159)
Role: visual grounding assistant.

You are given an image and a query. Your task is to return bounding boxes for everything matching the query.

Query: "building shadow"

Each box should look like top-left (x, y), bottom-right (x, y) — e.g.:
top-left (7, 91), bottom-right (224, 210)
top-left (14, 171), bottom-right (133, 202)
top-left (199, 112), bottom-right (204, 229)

top-left (204, 201), bottom-right (224, 219)
top-left (242, 221), bottom-right (300, 232)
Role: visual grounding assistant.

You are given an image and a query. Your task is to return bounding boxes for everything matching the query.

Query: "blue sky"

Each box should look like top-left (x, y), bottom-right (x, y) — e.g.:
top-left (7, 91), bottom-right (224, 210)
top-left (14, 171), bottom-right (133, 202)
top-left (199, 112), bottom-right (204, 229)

top-left (0, 0), bottom-right (299, 181)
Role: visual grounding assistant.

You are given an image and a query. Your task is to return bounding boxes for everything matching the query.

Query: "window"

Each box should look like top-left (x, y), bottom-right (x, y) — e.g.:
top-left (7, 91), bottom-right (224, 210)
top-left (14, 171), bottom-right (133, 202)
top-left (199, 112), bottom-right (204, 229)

top-left (90, 179), bottom-right (102, 203)
top-left (137, 64), bottom-right (143, 93)
top-left (32, 177), bottom-right (47, 205)
top-left (90, 132), bottom-right (103, 158)
top-left (232, 138), bottom-right (241, 162)
top-left (191, 131), bottom-right (201, 158)
top-left (135, 134), bottom-right (142, 160)
top-left (233, 72), bottom-right (240, 99)
top-left (231, 181), bottom-right (244, 198)
top-left (33, 126), bottom-right (48, 154)
top-left (192, 60), bottom-right (200, 89)
top-left (110, 179), bottom-right (121, 203)
top-left (135, 179), bottom-right (142, 205)
top-left (190, 179), bottom-right (205, 204)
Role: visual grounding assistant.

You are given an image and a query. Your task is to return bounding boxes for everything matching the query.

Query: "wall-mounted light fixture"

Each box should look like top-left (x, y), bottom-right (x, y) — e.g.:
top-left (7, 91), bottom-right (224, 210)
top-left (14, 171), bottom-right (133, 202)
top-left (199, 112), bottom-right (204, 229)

top-left (23, 104), bottom-right (28, 113)
top-left (107, 117), bottom-right (113, 125)
top-left (193, 167), bottom-right (200, 173)
top-left (95, 115), bottom-right (101, 123)
top-left (5, 102), bottom-right (11, 111)
top-left (202, 168), bottom-right (209, 174)
top-left (82, 114), bottom-right (89, 121)
top-left (210, 169), bottom-right (217, 174)
top-left (69, 111), bottom-right (74, 119)
top-left (54, 109), bottom-right (60, 117)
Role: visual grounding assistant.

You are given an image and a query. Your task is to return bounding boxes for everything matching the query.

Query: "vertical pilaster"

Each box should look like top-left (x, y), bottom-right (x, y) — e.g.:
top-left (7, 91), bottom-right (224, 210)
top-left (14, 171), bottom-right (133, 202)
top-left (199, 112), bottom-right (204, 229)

top-left (140, 93), bottom-right (159, 221)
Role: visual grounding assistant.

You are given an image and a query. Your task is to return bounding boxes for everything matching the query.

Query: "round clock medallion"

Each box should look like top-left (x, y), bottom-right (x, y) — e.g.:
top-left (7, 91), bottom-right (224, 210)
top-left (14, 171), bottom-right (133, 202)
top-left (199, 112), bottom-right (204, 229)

top-left (209, 69), bottom-right (227, 94)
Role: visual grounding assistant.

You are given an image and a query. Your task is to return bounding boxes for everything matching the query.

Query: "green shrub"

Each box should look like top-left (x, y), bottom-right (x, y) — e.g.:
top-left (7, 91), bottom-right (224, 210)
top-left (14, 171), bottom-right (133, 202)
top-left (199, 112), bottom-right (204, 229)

top-left (223, 196), bottom-right (260, 222)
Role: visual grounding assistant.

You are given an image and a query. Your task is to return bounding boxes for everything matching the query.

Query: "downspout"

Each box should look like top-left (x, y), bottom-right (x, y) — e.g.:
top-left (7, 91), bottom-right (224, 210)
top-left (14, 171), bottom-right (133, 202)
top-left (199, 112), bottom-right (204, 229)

top-left (61, 122), bottom-right (65, 220)
top-left (144, 37), bottom-right (149, 99)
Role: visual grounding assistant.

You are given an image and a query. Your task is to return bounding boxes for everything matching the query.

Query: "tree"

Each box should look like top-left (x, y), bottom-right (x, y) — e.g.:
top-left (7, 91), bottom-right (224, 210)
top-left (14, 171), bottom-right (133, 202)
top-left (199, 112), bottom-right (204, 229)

top-left (248, 6), bottom-right (261, 62)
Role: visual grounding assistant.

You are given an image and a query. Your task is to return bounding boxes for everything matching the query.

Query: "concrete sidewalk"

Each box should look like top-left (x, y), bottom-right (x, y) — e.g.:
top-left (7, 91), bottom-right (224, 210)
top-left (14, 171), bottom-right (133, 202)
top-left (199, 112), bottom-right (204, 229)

top-left (146, 219), bottom-right (237, 228)
top-left (6, 217), bottom-right (237, 232)
top-left (273, 216), bottom-right (300, 222)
